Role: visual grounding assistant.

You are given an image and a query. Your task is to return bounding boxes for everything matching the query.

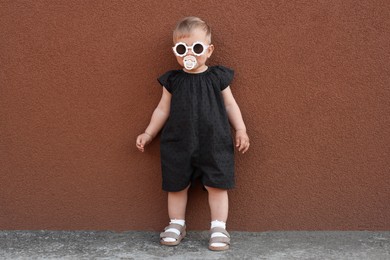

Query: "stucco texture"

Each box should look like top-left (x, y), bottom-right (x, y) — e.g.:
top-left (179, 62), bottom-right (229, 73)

top-left (1, 0), bottom-right (389, 231)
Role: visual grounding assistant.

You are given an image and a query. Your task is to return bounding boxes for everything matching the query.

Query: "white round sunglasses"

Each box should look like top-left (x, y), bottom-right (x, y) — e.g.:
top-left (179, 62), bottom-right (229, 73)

top-left (172, 41), bottom-right (210, 57)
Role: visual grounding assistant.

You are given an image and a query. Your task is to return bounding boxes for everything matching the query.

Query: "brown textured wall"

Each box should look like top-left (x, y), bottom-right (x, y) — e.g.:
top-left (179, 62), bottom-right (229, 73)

top-left (1, 0), bottom-right (389, 231)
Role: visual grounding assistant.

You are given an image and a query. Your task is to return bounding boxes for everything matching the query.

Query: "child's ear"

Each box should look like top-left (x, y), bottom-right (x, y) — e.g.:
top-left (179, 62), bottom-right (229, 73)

top-left (207, 44), bottom-right (214, 58)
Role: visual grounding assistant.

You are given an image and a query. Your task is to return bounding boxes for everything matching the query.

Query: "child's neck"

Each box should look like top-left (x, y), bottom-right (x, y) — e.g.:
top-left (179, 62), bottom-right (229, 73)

top-left (184, 65), bottom-right (208, 74)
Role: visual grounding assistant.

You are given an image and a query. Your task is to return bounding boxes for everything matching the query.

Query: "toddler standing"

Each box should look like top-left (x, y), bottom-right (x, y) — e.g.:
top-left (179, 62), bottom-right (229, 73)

top-left (136, 16), bottom-right (249, 251)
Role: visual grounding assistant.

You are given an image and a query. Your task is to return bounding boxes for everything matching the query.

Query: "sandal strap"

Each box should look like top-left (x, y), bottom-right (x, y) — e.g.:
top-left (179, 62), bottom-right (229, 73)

top-left (164, 223), bottom-right (185, 233)
top-left (160, 231), bottom-right (180, 239)
top-left (209, 227), bottom-right (231, 245)
top-left (209, 236), bottom-right (231, 245)
top-left (160, 223), bottom-right (186, 240)
top-left (209, 227), bottom-right (230, 238)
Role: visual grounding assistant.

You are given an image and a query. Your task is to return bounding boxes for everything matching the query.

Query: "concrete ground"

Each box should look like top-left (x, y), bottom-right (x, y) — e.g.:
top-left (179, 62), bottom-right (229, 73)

top-left (0, 231), bottom-right (389, 259)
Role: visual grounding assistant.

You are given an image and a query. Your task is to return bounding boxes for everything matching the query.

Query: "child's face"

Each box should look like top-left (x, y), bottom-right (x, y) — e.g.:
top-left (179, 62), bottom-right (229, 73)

top-left (173, 28), bottom-right (214, 73)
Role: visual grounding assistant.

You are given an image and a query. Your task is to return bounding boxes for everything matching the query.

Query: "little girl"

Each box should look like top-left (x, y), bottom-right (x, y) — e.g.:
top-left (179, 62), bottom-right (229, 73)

top-left (136, 16), bottom-right (249, 251)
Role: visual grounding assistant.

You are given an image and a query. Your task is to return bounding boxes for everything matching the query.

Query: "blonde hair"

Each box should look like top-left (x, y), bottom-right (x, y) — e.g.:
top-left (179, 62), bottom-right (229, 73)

top-left (173, 16), bottom-right (212, 43)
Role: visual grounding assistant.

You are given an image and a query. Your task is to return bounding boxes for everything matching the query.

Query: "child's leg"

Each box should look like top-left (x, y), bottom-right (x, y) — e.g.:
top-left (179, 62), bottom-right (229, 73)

top-left (205, 186), bottom-right (230, 250)
top-left (168, 185), bottom-right (190, 220)
top-left (161, 185), bottom-right (190, 244)
top-left (205, 186), bottom-right (228, 221)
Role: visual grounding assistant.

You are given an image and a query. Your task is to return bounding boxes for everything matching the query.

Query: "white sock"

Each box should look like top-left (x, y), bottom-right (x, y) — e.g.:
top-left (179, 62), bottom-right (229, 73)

top-left (210, 220), bottom-right (228, 247)
top-left (162, 219), bottom-right (185, 242)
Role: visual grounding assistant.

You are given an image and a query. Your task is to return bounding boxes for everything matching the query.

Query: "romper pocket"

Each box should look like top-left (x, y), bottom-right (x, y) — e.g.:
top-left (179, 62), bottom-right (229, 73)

top-left (161, 123), bottom-right (183, 143)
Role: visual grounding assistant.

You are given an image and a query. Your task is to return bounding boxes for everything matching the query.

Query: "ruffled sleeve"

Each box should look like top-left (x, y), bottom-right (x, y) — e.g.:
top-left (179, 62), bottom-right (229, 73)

top-left (157, 70), bottom-right (179, 93)
top-left (211, 66), bottom-right (234, 91)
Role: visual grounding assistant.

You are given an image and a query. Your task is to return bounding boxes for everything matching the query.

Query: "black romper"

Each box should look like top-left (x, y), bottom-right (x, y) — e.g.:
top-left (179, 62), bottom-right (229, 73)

top-left (158, 66), bottom-right (235, 192)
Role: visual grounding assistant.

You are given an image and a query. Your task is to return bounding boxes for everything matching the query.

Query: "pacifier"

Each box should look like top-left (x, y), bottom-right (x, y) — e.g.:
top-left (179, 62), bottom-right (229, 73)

top-left (183, 55), bottom-right (197, 70)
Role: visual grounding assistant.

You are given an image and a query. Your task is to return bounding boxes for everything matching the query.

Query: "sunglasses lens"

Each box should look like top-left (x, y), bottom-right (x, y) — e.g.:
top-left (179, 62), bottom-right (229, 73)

top-left (193, 43), bottom-right (204, 55)
top-left (175, 44), bottom-right (186, 55)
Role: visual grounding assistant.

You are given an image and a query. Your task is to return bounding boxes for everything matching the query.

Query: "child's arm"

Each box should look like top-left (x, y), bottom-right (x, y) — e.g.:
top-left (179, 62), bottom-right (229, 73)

top-left (136, 87), bottom-right (171, 152)
top-left (221, 86), bottom-right (250, 154)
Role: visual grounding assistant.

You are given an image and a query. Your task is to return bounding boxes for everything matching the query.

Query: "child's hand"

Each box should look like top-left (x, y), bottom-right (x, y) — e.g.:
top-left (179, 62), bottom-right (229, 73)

top-left (235, 129), bottom-right (250, 154)
top-left (136, 133), bottom-right (153, 152)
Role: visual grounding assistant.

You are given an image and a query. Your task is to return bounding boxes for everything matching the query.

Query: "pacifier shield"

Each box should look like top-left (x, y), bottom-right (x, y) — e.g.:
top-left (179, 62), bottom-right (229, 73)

top-left (183, 55), bottom-right (197, 70)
